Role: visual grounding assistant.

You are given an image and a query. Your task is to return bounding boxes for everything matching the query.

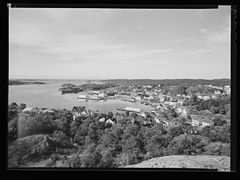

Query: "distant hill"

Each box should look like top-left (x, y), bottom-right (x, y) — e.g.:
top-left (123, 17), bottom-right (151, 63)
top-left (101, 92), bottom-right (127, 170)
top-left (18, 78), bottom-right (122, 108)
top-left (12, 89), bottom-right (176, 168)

top-left (102, 79), bottom-right (230, 87)
top-left (125, 155), bottom-right (230, 171)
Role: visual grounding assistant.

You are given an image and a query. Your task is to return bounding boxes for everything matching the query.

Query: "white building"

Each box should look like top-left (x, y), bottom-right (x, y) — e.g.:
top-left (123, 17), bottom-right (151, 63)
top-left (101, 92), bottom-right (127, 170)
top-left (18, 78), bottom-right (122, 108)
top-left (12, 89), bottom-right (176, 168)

top-left (214, 90), bottom-right (222, 95)
top-left (106, 119), bottom-right (114, 125)
top-left (125, 107), bottom-right (141, 113)
top-left (139, 112), bottom-right (146, 118)
top-left (135, 96), bottom-right (142, 101)
top-left (99, 118), bottom-right (105, 122)
top-left (78, 94), bottom-right (87, 99)
top-left (176, 107), bottom-right (188, 116)
top-left (154, 117), bottom-right (160, 123)
top-left (22, 106), bottom-right (33, 113)
top-left (98, 93), bottom-right (105, 98)
top-left (224, 85), bottom-right (231, 95)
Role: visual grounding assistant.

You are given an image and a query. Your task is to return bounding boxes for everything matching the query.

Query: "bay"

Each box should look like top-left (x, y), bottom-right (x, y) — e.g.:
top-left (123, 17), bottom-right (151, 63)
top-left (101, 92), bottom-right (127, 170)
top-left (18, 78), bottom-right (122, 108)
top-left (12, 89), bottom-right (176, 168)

top-left (8, 79), bottom-right (153, 113)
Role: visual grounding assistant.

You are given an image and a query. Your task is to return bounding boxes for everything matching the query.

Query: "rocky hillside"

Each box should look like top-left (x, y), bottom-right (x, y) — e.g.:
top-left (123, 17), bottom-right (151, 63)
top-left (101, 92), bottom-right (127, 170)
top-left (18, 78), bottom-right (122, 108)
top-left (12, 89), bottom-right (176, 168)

top-left (125, 155), bottom-right (230, 171)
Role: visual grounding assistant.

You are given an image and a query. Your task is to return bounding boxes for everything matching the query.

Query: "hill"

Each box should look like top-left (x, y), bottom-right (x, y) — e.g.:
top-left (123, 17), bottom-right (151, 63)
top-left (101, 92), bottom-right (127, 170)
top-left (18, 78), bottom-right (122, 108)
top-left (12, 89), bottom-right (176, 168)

top-left (125, 155), bottom-right (230, 171)
top-left (102, 79), bottom-right (230, 87)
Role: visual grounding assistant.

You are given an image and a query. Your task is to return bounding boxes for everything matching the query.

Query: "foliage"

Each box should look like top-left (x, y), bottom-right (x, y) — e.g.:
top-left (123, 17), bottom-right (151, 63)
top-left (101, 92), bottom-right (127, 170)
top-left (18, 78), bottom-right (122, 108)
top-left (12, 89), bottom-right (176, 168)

top-left (8, 103), bottom-right (19, 122)
top-left (189, 94), bottom-right (198, 106)
top-left (8, 117), bottom-right (18, 142)
top-left (200, 125), bottom-right (230, 143)
top-left (203, 142), bottom-right (230, 156)
top-left (103, 79), bottom-right (230, 87)
top-left (212, 116), bottom-right (227, 126)
top-left (79, 143), bottom-right (102, 167)
top-left (167, 125), bottom-right (185, 140)
top-left (17, 113), bottom-right (57, 138)
top-left (8, 135), bottom-right (59, 167)
top-left (164, 134), bottom-right (208, 156)
top-left (8, 101), bottom-right (231, 168)
top-left (52, 130), bottom-right (71, 147)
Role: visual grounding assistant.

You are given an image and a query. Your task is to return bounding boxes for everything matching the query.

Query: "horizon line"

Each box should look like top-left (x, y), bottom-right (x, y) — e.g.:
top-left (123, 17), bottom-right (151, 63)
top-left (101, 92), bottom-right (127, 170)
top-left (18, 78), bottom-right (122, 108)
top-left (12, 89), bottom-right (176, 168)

top-left (9, 77), bottom-right (231, 80)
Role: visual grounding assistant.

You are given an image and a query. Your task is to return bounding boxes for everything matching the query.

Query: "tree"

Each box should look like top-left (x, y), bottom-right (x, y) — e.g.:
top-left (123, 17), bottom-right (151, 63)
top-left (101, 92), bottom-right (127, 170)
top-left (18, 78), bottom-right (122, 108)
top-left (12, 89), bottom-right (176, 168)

top-left (182, 98), bottom-right (189, 106)
top-left (203, 86), bottom-right (214, 98)
top-left (186, 86), bottom-right (198, 96)
top-left (166, 108), bottom-right (178, 119)
top-left (8, 117), bottom-right (18, 142)
top-left (167, 125), bottom-right (184, 140)
top-left (177, 86), bottom-right (187, 96)
top-left (203, 142), bottom-right (230, 156)
top-left (198, 99), bottom-right (219, 111)
top-left (8, 135), bottom-right (59, 167)
top-left (52, 130), bottom-right (71, 147)
top-left (121, 135), bottom-right (144, 165)
top-left (200, 125), bottom-right (230, 143)
top-left (189, 94), bottom-right (198, 106)
top-left (18, 103), bottom-right (26, 111)
top-left (196, 85), bottom-right (206, 98)
top-left (145, 135), bottom-right (168, 158)
top-left (162, 86), bottom-right (170, 95)
top-left (8, 103), bottom-right (19, 122)
top-left (80, 143), bottom-right (102, 167)
top-left (210, 106), bottom-right (219, 114)
top-left (114, 153), bottom-right (131, 167)
top-left (164, 134), bottom-right (208, 156)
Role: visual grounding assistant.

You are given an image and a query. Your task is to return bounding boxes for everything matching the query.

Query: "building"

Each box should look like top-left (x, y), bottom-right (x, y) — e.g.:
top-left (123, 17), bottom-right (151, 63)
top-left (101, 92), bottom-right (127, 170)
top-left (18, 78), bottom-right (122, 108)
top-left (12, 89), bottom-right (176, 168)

top-left (41, 109), bottom-right (54, 113)
top-left (72, 112), bottom-right (81, 121)
top-left (214, 90), bottom-right (222, 95)
top-left (224, 85), bottom-right (231, 95)
top-left (125, 107), bottom-right (141, 113)
top-left (139, 112), bottom-right (146, 118)
top-left (151, 111), bottom-right (160, 116)
top-left (161, 120), bottom-right (179, 127)
top-left (154, 117), bottom-right (160, 123)
top-left (176, 106), bottom-right (188, 116)
top-left (106, 119), bottom-right (114, 125)
top-left (135, 96), bottom-right (142, 101)
top-left (22, 106), bottom-right (33, 113)
top-left (99, 118), bottom-right (105, 122)
top-left (91, 91), bottom-right (99, 95)
top-left (190, 115), bottom-right (213, 127)
top-left (78, 94), bottom-right (87, 99)
top-left (98, 92), bottom-right (105, 98)
top-left (198, 95), bottom-right (211, 100)
top-left (191, 119), bottom-right (201, 126)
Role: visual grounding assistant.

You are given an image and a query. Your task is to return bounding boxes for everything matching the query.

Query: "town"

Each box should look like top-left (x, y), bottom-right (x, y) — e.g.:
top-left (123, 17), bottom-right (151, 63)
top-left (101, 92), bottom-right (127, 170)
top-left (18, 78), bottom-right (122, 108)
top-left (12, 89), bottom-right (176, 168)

top-left (57, 81), bottom-right (231, 129)
top-left (8, 80), bottom-right (231, 168)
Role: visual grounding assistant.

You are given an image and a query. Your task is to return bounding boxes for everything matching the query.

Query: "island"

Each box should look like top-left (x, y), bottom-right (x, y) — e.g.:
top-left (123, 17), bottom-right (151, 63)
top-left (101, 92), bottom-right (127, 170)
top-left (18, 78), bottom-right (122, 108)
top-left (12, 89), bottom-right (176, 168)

top-left (9, 80), bottom-right (46, 85)
top-left (58, 83), bottom-right (117, 94)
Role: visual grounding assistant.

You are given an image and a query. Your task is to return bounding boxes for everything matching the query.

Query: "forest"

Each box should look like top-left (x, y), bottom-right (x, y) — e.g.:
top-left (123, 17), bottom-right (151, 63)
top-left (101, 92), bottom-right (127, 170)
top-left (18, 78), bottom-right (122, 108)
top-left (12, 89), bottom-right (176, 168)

top-left (102, 79), bottom-right (230, 87)
top-left (8, 95), bottom-right (230, 168)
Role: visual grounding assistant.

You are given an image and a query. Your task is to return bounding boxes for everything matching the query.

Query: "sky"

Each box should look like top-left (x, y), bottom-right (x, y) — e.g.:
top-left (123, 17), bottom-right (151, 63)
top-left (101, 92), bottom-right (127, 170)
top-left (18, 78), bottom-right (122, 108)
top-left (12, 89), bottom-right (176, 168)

top-left (9, 6), bottom-right (231, 79)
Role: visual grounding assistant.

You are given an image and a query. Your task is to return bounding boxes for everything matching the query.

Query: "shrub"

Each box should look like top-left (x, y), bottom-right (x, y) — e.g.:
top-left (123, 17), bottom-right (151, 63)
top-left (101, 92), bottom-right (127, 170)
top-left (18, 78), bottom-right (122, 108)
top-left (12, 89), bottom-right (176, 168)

top-left (114, 153), bottom-right (131, 167)
top-left (79, 143), bottom-right (102, 167)
top-left (167, 125), bottom-right (184, 140)
top-left (8, 135), bottom-right (59, 167)
top-left (8, 117), bottom-right (18, 142)
top-left (164, 134), bottom-right (208, 156)
top-left (52, 130), bottom-right (71, 147)
top-left (203, 142), bottom-right (230, 156)
top-left (213, 116), bottom-right (227, 126)
top-left (66, 154), bottom-right (82, 167)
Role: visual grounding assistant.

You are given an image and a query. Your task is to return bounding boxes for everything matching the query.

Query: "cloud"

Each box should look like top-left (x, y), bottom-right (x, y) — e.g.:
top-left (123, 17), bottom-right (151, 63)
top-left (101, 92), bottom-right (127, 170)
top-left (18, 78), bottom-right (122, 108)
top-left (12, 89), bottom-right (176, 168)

top-left (137, 24), bottom-right (146, 30)
top-left (199, 24), bottom-right (230, 50)
top-left (172, 37), bottom-right (198, 44)
top-left (199, 28), bottom-right (207, 34)
top-left (10, 19), bottom-right (172, 65)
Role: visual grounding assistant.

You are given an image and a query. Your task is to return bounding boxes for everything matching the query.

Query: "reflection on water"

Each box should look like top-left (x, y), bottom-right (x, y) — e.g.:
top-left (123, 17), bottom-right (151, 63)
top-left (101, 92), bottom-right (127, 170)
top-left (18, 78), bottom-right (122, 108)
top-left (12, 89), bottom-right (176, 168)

top-left (8, 80), bottom-right (153, 113)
